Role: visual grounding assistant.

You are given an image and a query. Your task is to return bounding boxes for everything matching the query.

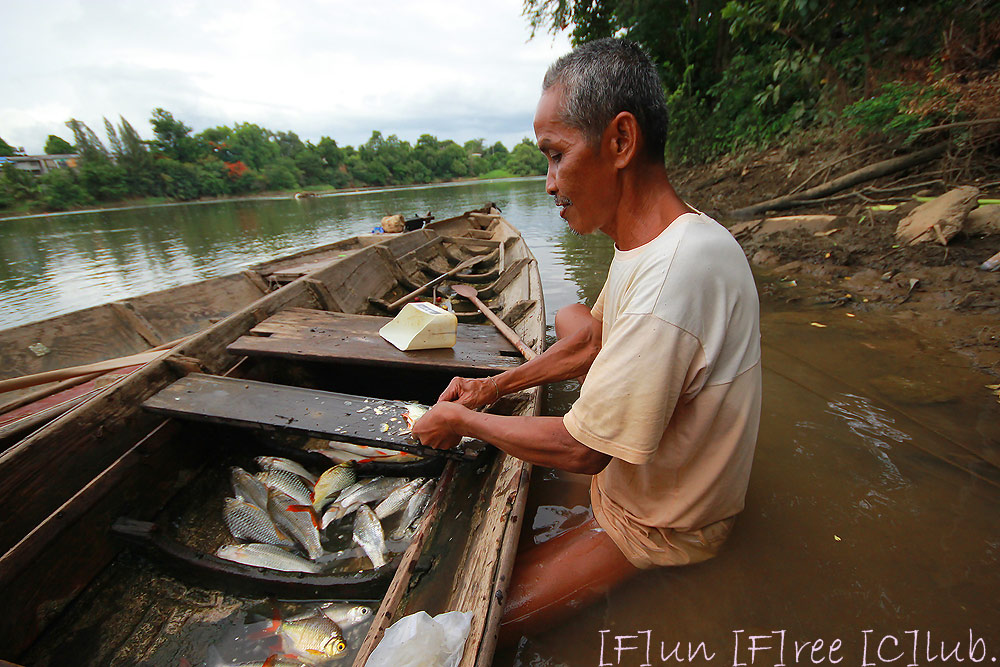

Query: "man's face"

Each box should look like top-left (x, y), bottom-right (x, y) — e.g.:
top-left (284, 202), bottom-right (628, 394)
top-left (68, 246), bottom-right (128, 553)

top-left (533, 86), bottom-right (615, 236)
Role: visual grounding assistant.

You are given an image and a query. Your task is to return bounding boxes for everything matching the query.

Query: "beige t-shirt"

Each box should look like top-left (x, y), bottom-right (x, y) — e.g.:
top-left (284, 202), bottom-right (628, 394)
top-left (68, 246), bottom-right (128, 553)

top-left (563, 212), bottom-right (761, 569)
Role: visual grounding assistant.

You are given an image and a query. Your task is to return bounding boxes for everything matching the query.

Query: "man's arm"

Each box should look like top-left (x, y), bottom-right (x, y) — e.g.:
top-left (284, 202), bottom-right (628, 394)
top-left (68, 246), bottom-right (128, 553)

top-left (411, 402), bottom-right (610, 474)
top-left (438, 308), bottom-right (602, 409)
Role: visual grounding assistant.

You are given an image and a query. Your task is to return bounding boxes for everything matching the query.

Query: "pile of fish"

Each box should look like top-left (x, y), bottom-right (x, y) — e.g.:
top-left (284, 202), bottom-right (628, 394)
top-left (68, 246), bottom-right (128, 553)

top-left (216, 455), bottom-right (436, 574)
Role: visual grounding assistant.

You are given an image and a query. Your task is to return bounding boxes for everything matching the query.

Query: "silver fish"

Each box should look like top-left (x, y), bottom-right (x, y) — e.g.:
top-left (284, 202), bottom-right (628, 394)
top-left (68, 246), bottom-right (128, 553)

top-left (352, 504), bottom-right (387, 568)
top-left (256, 469), bottom-right (313, 505)
top-left (320, 602), bottom-right (373, 629)
top-left (338, 477), bottom-right (407, 512)
top-left (390, 478), bottom-right (435, 539)
top-left (268, 490), bottom-right (323, 560)
top-left (280, 612), bottom-right (347, 659)
top-left (215, 543), bottom-right (319, 573)
top-left (223, 497), bottom-right (295, 547)
top-left (231, 466), bottom-right (270, 509)
top-left (323, 477), bottom-right (407, 527)
top-left (311, 462), bottom-right (357, 513)
top-left (256, 455), bottom-right (318, 484)
top-left (374, 478), bottom-right (426, 519)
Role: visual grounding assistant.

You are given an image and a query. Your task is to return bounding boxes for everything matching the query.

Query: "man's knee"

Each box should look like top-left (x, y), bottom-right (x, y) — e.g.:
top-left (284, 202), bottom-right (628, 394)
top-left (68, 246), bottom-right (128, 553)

top-left (554, 303), bottom-right (594, 341)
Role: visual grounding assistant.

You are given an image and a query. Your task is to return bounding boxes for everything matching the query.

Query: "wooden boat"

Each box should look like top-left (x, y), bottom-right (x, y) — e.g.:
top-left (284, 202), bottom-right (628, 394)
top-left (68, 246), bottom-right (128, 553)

top-left (0, 205), bottom-right (544, 666)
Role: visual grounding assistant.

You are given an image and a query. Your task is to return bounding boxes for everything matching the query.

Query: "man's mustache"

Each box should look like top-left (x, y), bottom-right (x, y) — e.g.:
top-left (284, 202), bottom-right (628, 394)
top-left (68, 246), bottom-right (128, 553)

top-left (554, 196), bottom-right (572, 207)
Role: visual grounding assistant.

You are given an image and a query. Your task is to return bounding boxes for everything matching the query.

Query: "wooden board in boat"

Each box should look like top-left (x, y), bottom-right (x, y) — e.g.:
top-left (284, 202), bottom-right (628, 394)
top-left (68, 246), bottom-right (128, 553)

top-left (228, 307), bottom-right (522, 376)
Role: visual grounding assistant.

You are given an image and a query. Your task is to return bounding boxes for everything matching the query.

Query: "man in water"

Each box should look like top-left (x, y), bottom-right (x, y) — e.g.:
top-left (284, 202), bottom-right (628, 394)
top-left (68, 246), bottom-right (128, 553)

top-left (412, 38), bottom-right (761, 639)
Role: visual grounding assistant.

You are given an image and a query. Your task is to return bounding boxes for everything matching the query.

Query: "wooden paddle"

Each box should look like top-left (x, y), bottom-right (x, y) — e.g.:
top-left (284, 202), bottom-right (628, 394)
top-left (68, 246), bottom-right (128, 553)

top-left (450, 284), bottom-right (536, 360)
top-left (386, 253), bottom-right (491, 311)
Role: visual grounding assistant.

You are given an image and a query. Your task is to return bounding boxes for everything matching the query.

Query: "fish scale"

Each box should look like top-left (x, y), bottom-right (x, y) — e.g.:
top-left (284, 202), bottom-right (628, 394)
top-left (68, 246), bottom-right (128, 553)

top-left (352, 504), bottom-right (387, 568)
top-left (224, 497), bottom-right (296, 547)
top-left (390, 478), bottom-right (435, 539)
top-left (322, 477), bottom-right (408, 527)
top-left (280, 612), bottom-right (346, 659)
top-left (231, 466), bottom-right (269, 509)
top-left (374, 477), bottom-right (426, 519)
top-left (215, 543), bottom-right (319, 573)
top-left (256, 469), bottom-right (313, 505)
top-left (311, 462), bottom-right (357, 512)
top-left (256, 455), bottom-right (318, 484)
top-left (268, 490), bottom-right (323, 560)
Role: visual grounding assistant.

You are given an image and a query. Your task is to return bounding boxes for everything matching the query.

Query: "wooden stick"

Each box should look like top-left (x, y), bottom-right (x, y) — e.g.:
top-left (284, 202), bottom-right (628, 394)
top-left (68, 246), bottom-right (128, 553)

top-left (0, 371), bottom-right (104, 417)
top-left (0, 350), bottom-right (166, 394)
top-left (386, 253), bottom-right (490, 311)
top-left (0, 335), bottom-right (188, 397)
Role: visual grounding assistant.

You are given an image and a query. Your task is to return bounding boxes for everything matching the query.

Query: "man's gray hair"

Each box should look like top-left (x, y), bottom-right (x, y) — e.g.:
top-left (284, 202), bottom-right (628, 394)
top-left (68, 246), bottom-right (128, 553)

top-left (542, 38), bottom-right (668, 162)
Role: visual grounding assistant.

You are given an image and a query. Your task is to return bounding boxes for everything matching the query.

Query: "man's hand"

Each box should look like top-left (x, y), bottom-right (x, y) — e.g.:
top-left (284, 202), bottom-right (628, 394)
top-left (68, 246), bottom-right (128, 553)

top-left (438, 376), bottom-right (498, 409)
top-left (411, 401), bottom-right (467, 450)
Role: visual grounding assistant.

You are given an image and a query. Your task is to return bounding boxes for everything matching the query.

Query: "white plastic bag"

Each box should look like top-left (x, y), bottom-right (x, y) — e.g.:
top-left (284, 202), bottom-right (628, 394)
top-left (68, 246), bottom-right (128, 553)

top-left (365, 610), bottom-right (473, 667)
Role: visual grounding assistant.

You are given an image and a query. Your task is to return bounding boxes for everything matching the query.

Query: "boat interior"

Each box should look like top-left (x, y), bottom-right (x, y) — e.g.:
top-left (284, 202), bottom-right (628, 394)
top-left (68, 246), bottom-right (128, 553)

top-left (0, 206), bottom-right (544, 666)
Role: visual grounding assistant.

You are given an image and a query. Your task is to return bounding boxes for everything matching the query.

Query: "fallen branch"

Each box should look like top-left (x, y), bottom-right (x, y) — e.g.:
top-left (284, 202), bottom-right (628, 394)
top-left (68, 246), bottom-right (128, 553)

top-left (729, 143), bottom-right (949, 219)
top-left (789, 145), bottom-right (883, 195)
top-left (915, 118), bottom-right (1000, 134)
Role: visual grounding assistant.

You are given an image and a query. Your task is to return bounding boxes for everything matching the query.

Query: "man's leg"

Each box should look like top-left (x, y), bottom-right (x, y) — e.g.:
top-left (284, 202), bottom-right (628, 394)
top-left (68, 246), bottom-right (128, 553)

top-left (497, 304), bottom-right (634, 643)
top-left (499, 516), bottom-right (638, 644)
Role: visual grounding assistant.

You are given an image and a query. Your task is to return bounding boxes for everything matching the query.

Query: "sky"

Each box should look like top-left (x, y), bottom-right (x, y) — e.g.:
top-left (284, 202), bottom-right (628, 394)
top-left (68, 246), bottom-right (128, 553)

top-left (0, 0), bottom-right (572, 154)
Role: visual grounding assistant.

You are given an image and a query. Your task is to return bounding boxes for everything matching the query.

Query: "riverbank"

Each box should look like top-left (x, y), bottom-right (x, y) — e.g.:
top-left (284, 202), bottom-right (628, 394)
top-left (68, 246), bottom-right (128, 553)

top-left (675, 142), bottom-right (1000, 382)
top-left (0, 173), bottom-right (537, 222)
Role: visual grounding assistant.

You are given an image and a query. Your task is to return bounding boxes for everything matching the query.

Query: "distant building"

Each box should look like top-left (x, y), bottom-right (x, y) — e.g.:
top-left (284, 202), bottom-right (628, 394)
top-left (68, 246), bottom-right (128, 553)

top-left (0, 154), bottom-right (79, 176)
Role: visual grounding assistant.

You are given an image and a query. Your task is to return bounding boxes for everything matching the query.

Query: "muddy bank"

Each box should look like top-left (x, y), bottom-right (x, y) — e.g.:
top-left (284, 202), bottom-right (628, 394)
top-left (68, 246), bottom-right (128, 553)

top-left (674, 144), bottom-right (1000, 379)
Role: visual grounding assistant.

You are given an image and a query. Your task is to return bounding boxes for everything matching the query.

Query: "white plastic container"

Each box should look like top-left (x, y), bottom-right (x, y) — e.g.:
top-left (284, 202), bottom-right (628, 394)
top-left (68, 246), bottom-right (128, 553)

top-left (379, 302), bottom-right (458, 351)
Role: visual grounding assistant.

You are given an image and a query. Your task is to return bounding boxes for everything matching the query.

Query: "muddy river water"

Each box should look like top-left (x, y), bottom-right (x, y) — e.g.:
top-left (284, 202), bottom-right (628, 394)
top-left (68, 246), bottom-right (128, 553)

top-left (3, 178), bottom-right (998, 665)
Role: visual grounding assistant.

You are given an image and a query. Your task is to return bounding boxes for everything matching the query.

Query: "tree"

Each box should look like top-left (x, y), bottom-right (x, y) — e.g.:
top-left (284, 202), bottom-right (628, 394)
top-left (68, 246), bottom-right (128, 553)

top-left (44, 135), bottom-right (74, 154)
top-left (115, 116), bottom-right (157, 195)
top-left (150, 108), bottom-right (204, 162)
top-left (0, 136), bottom-right (14, 157)
top-left (226, 123), bottom-right (279, 170)
top-left (506, 138), bottom-right (547, 176)
top-left (66, 119), bottom-right (109, 162)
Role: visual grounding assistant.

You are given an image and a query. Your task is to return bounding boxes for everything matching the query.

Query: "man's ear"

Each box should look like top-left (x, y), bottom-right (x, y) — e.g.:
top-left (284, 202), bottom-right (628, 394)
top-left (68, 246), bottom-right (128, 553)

top-left (606, 111), bottom-right (640, 168)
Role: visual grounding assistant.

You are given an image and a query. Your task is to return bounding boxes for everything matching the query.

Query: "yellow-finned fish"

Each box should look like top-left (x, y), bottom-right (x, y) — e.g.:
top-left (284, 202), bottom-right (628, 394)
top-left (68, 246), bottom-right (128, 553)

top-left (279, 612), bottom-right (347, 659)
top-left (311, 462), bottom-right (357, 513)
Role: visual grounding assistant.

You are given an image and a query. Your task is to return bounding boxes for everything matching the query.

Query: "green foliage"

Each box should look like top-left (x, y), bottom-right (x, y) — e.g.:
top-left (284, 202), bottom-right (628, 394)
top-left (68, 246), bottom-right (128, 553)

top-left (78, 159), bottom-right (128, 202)
top-left (506, 139), bottom-right (547, 176)
top-left (262, 157), bottom-right (302, 190)
top-left (479, 168), bottom-right (515, 179)
top-left (155, 157), bottom-right (204, 200)
top-left (522, 0), bottom-right (998, 164)
top-left (13, 108), bottom-right (522, 210)
top-left (0, 136), bottom-right (14, 157)
top-left (0, 163), bottom-right (41, 205)
top-left (842, 83), bottom-right (951, 142)
top-left (39, 168), bottom-right (92, 210)
top-left (150, 109), bottom-right (204, 162)
top-left (44, 135), bottom-right (74, 154)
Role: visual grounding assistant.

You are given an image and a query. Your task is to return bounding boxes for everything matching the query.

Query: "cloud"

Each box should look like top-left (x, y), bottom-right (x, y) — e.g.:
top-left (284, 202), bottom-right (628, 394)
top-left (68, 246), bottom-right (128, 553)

top-left (0, 0), bottom-right (571, 152)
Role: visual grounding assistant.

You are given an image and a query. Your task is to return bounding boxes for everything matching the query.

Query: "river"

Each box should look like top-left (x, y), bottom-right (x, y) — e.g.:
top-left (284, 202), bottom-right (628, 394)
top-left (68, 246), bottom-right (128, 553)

top-left (3, 178), bottom-right (998, 665)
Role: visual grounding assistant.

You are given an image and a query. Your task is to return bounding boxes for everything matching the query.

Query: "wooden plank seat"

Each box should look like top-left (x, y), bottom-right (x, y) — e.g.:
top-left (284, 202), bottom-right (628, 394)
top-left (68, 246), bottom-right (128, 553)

top-left (142, 373), bottom-right (482, 460)
top-left (226, 308), bottom-right (523, 376)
